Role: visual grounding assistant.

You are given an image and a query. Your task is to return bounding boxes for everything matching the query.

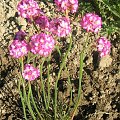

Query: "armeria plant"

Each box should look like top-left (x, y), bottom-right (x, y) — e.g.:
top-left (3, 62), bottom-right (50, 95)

top-left (9, 0), bottom-right (111, 120)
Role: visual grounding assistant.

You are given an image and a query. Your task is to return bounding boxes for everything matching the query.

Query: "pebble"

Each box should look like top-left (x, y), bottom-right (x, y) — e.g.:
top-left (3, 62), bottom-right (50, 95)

top-left (99, 55), bottom-right (112, 70)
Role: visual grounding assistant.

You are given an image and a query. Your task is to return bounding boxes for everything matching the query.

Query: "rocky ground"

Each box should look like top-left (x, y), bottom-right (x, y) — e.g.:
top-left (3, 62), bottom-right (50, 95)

top-left (0, 0), bottom-right (120, 120)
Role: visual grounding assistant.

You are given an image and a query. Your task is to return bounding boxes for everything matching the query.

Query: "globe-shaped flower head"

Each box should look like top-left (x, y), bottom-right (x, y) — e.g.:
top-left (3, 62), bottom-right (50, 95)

top-left (17, 0), bottom-right (43, 19)
top-left (80, 13), bottom-right (102, 33)
top-left (22, 64), bottom-right (40, 81)
top-left (30, 33), bottom-right (55, 57)
top-left (9, 40), bottom-right (29, 58)
top-left (54, 0), bottom-right (78, 13)
top-left (49, 17), bottom-right (71, 37)
top-left (97, 37), bottom-right (111, 57)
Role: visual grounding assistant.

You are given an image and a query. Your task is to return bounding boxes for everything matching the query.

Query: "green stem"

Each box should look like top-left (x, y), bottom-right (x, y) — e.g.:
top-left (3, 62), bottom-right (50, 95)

top-left (77, 51), bottom-right (84, 99)
top-left (98, 0), bottom-right (120, 18)
top-left (19, 57), bottom-right (24, 73)
top-left (18, 75), bottom-right (27, 120)
top-left (56, 45), bottom-right (73, 118)
top-left (55, 45), bottom-right (62, 56)
top-left (47, 56), bottom-right (51, 109)
top-left (54, 34), bottom-right (72, 120)
top-left (70, 33), bottom-right (89, 120)
top-left (27, 81), bottom-right (36, 120)
top-left (70, 51), bottom-right (84, 120)
top-left (19, 57), bottom-right (27, 120)
top-left (29, 82), bottom-right (43, 120)
top-left (65, 66), bottom-right (73, 107)
top-left (20, 57), bottom-right (36, 120)
top-left (33, 21), bottom-right (39, 32)
top-left (20, 58), bottom-right (27, 105)
top-left (39, 58), bottom-right (48, 109)
top-left (27, 52), bottom-right (30, 63)
top-left (27, 53), bottom-right (38, 64)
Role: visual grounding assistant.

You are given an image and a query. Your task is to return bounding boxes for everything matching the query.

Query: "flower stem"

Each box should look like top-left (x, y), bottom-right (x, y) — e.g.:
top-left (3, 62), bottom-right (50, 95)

top-left (70, 51), bottom-right (84, 120)
top-left (47, 55), bottom-right (51, 109)
top-left (54, 34), bottom-right (72, 120)
top-left (18, 74), bottom-right (27, 120)
top-left (19, 57), bottom-right (27, 120)
top-left (70, 33), bottom-right (89, 120)
top-left (28, 81), bottom-right (43, 120)
top-left (27, 81), bottom-right (36, 120)
top-left (20, 57), bottom-right (36, 120)
top-left (32, 20), bottom-right (39, 32)
top-left (39, 58), bottom-right (48, 110)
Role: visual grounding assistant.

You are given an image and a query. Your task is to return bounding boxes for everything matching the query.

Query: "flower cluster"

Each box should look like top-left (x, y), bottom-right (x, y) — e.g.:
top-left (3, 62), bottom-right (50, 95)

top-left (49, 17), bottom-right (71, 37)
top-left (9, 39), bottom-right (29, 58)
top-left (97, 37), bottom-right (111, 57)
top-left (30, 33), bottom-right (55, 57)
top-left (11, 0), bottom-right (112, 83)
top-left (80, 13), bottom-right (102, 33)
top-left (54, 0), bottom-right (78, 13)
top-left (22, 64), bottom-right (40, 81)
top-left (17, 0), bottom-right (43, 19)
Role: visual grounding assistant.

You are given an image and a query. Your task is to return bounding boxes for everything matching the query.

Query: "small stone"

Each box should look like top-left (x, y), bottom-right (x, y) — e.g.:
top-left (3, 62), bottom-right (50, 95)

top-left (74, 44), bottom-right (77, 49)
top-left (93, 71), bottom-right (98, 78)
top-left (53, 72), bottom-right (56, 76)
top-left (99, 55), bottom-right (112, 70)
top-left (0, 99), bottom-right (3, 106)
top-left (66, 38), bottom-right (70, 43)
top-left (86, 56), bottom-right (93, 65)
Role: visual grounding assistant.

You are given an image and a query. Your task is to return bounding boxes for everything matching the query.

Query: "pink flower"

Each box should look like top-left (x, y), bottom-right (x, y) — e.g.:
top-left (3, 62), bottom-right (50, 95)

top-left (54, 0), bottom-right (78, 13)
top-left (17, 0), bottom-right (43, 19)
top-left (49, 17), bottom-right (71, 37)
top-left (34, 16), bottom-right (49, 30)
top-left (14, 30), bottom-right (27, 40)
top-left (22, 64), bottom-right (40, 81)
top-left (30, 33), bottom-right (55, 57)
top-left (9, 40), bottom-right (30, 58)
top-left (97, 37), bottom-right (111, 57)
top-left (80, 13), bottom-right (102, 33)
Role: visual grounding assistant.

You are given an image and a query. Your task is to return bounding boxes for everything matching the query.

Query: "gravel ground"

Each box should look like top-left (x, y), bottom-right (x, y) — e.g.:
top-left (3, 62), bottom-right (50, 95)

top-left (0, 0), bottom-right (120, 120)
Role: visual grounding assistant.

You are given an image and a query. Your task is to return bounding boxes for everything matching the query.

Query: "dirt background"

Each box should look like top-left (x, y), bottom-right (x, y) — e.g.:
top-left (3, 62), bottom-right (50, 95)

top-left (0, 0), bottom-right (120, 120)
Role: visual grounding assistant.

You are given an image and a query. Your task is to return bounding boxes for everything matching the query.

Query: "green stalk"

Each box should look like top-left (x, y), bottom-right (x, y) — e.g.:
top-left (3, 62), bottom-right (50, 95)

top-left (27, 52), bottom-right (30, 63)
top-left (78, 52), bottom-right (84, 99)
top-left (70, 51), bottom-right (84, 120)
top-left (18, 75), bottom-right (27, 120)
top-left (19, 58), bottom-right (27, 120)
top-left (55, 45), bottom-right (62, 56)
top-left (54, 34), bottom-right (72, 120)
top-left (98, 0), bottom-right (120, 18)
top-left (20, 57), bottom-right (36, 120)
top-left (27, 81), bottom-right (36, 120)
top-left (56, 45), bottom-right (73, 118)
top-left (70, 33), bottom-right (89, 120)
top-left (27, 54), bottom-right (38, 63)
top-left (19, 92), bottom-right (27, 120)
top-left (20, 57), bottom-right (24, 73)
top-left (47, 56), bottom-right (51, 109)
top-left (39, 58), bottom-right (48, 109)
top-left (56, 46), bottom-right (73, 109)
top-left (65, 66), bottom-right (73, 108)
top-left (20, 58), bottom-right (27, 104)
top-left (28, 82), bottom-right (43, 120)
top-left (32, 20), bottom-right (39, 32)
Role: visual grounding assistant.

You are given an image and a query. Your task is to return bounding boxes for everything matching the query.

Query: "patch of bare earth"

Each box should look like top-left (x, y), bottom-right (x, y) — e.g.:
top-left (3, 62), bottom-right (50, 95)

top-left (0, 1), bottom-right (120, 120)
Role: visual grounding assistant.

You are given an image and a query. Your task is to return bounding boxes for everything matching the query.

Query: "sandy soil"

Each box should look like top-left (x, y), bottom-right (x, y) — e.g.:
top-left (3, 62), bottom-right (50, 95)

top-left (0, 0), bottom-right (120, 120)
